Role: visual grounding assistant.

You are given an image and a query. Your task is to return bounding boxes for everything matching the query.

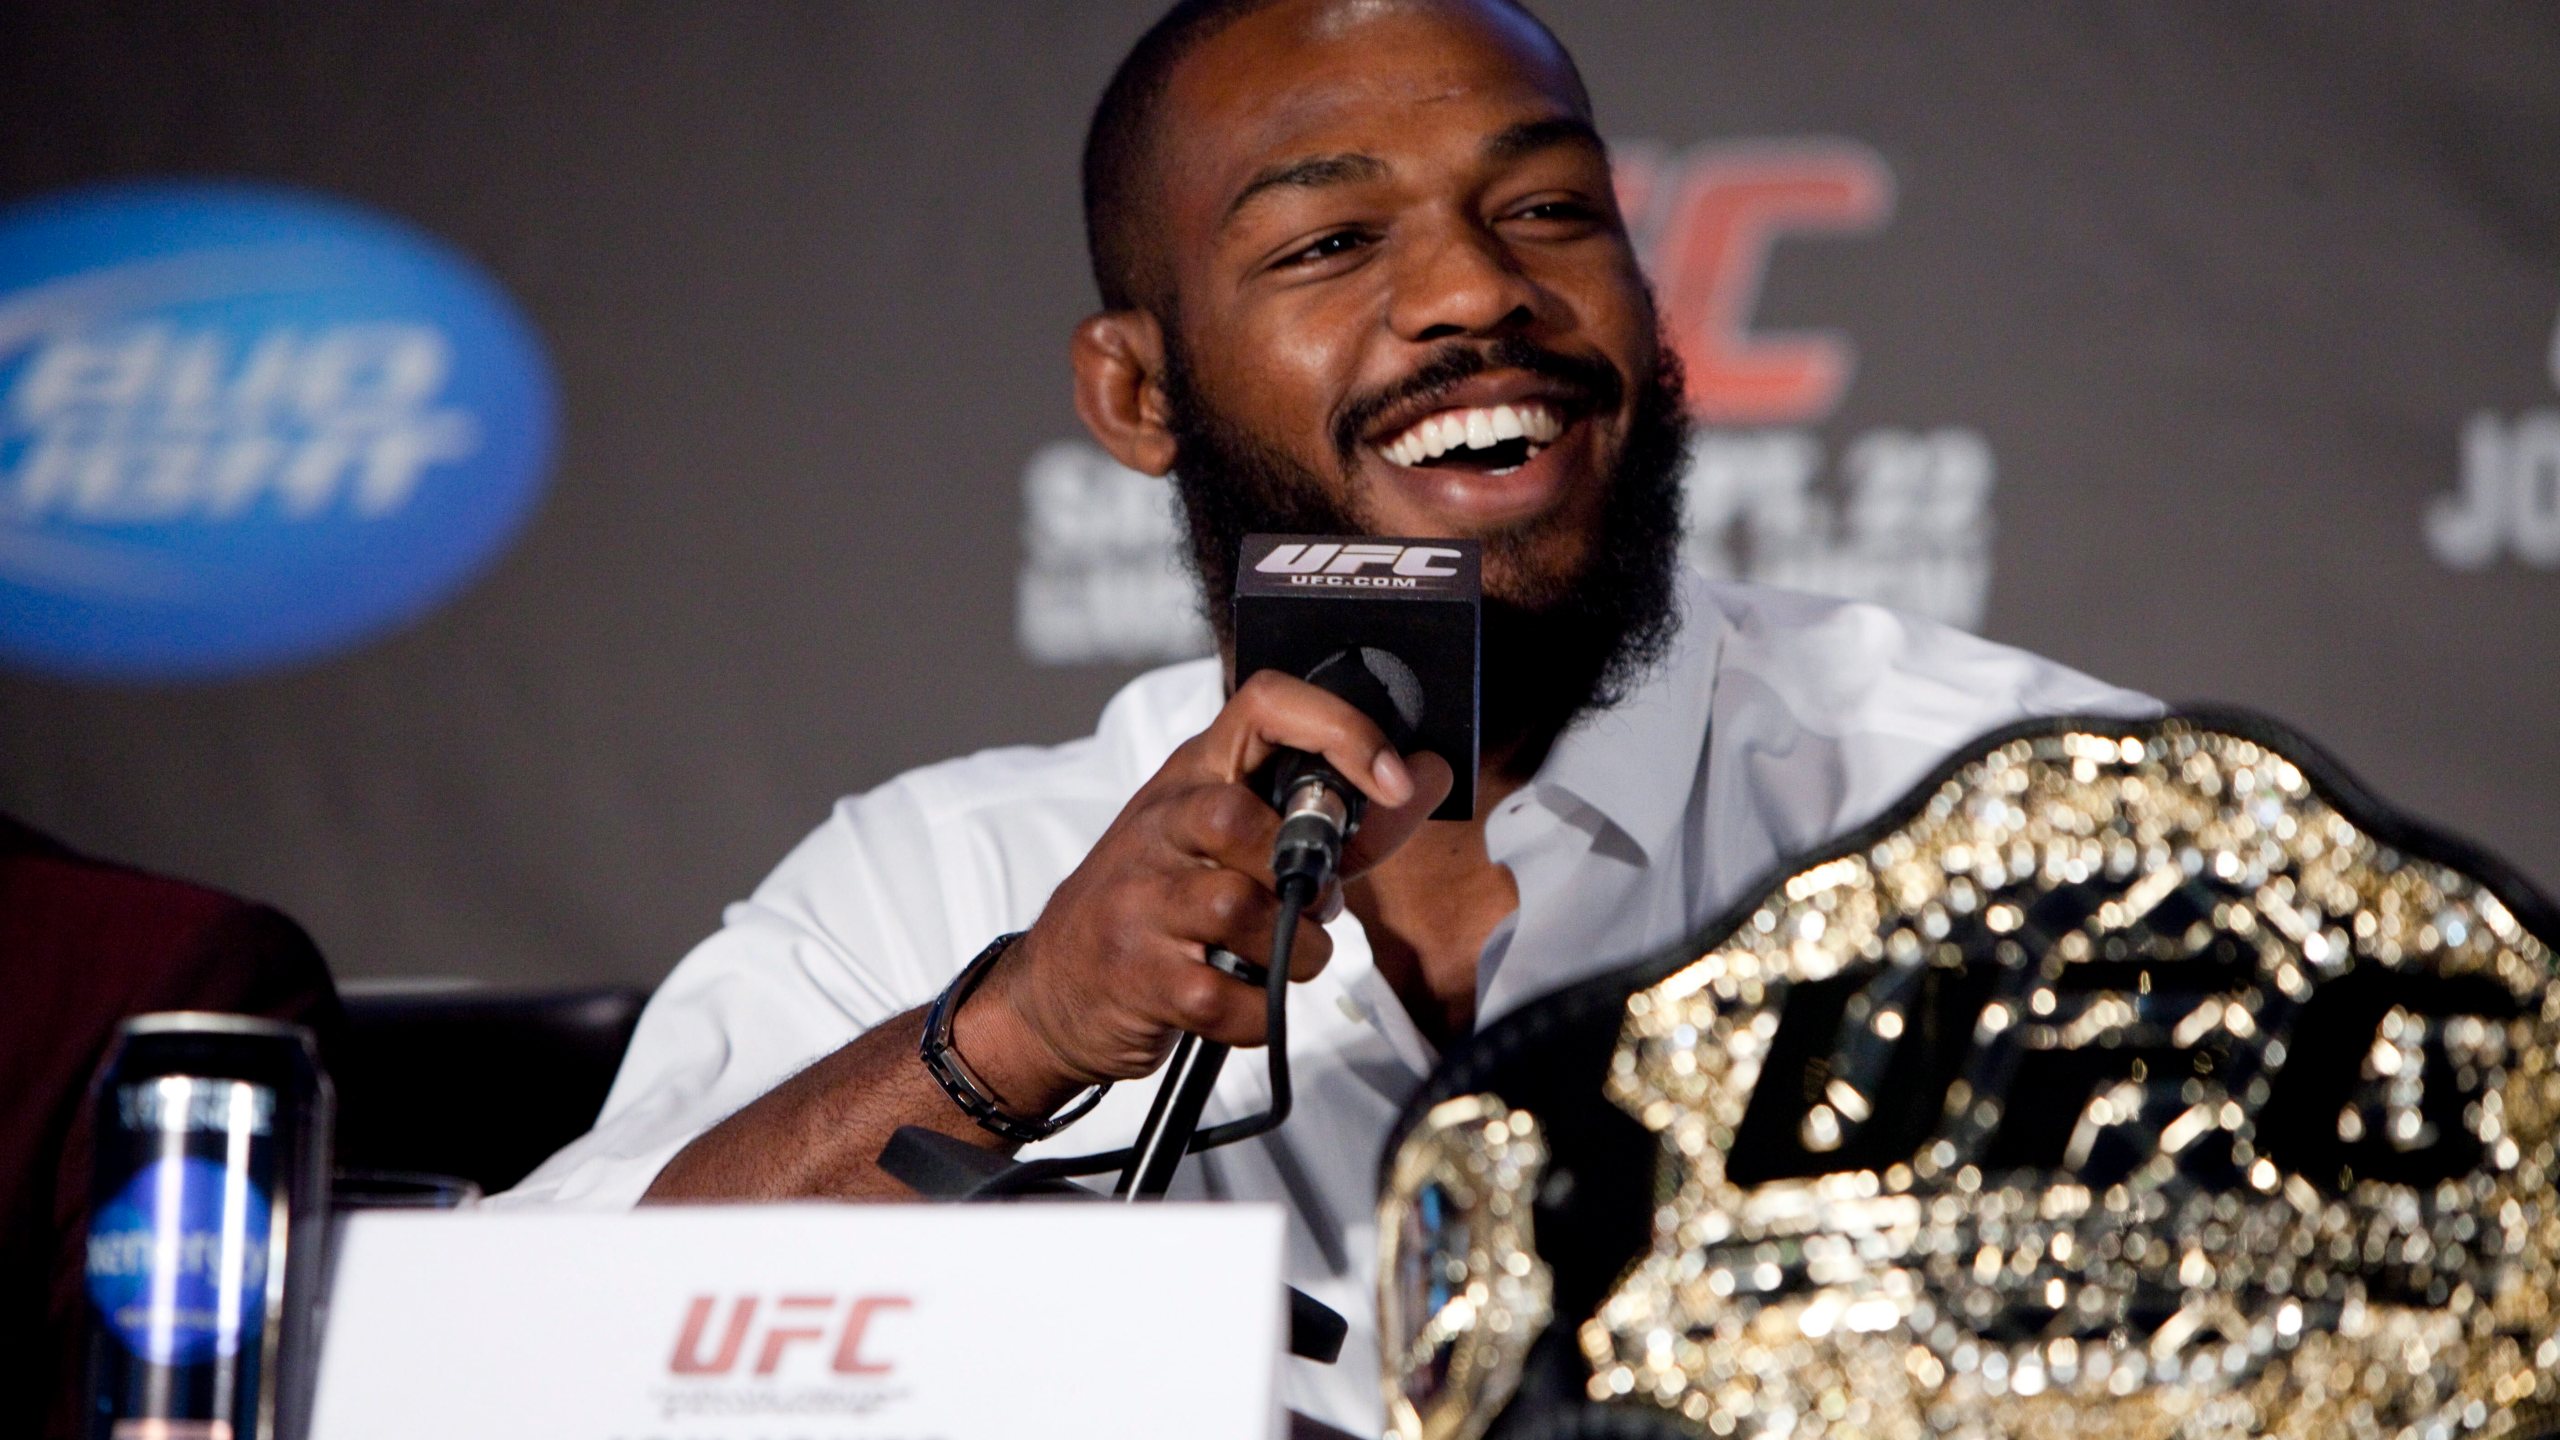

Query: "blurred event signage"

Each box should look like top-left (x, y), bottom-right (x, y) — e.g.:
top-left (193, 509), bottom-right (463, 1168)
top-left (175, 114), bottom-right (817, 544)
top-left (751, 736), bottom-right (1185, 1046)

top-left (4, 4), bottom-right (2553, 998)
top-left (1016, 136), bottom-right (1997, 666)
top-left (0, 180), bottom-right (554, 681)
top-left (310, 1204), bottom-right (1286, 1440)
top-left (2431, 303), bottom-right (2560, 570)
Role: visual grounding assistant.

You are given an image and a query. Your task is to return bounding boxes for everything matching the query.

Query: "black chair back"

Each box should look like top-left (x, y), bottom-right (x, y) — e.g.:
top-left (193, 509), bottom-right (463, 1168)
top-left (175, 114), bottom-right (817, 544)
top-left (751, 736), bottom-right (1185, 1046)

top-left (335, 986), bottom-right (648, 1195)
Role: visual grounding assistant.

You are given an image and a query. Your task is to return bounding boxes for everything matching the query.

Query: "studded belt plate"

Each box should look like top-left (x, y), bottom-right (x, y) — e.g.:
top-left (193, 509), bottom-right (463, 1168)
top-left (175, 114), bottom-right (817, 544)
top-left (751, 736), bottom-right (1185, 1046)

top-left (1378, 712), bottom-right (2560, 1440)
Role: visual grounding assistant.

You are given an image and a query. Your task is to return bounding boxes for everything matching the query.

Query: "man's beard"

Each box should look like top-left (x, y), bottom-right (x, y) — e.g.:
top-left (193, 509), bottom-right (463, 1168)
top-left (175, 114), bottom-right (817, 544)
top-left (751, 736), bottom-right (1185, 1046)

top-left (1160, 333), bottom-right (1692, 774)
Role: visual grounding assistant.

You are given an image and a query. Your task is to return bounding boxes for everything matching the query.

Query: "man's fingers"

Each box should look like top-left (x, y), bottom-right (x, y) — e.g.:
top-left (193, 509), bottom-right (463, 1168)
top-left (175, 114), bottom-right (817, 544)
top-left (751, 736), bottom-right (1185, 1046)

top-left (1166, 782), bottom-right (1282, 882)
top-left (1159, 960), bottom-right (1275, 1047)
top-left (1160, 745), bottom-right (1452, 902)
top-left (1197, 670), bottom-right (1417, 809)
top-left (1150, 925), bottom-right (1329, 1049)
top-left (1014, 667), bottom-right (1442, 1077)
top-left (1339, 749), bottom-right (1455, 877)
top-left (1166, 868), bottom-right (1335, 980)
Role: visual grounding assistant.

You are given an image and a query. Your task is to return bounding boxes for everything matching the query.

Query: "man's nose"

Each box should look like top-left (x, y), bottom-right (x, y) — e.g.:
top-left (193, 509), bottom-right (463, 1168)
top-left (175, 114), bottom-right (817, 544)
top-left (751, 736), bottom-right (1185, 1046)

top-left (1383, 217), bottom-right (1546, 343)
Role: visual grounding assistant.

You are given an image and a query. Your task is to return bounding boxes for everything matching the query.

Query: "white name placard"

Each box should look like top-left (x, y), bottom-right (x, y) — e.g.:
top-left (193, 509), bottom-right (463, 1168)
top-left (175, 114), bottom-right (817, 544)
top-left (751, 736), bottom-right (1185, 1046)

top-left (310, 1202), bottom-right (1287, 1440)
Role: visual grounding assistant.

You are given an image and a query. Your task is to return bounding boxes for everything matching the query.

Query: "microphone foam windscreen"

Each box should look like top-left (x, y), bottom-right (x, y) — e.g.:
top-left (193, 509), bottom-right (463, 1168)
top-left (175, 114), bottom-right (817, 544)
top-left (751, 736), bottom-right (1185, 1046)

top-left (1354, 646), bottom-right (1427, 734)
top-left (1304, 646), bottom-right (1428, 750)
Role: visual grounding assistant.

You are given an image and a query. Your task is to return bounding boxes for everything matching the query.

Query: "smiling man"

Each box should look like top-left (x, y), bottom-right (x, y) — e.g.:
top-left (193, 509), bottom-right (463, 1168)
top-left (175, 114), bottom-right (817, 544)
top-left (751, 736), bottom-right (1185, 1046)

top-left (506, 0), bottom-right (2147, 1430)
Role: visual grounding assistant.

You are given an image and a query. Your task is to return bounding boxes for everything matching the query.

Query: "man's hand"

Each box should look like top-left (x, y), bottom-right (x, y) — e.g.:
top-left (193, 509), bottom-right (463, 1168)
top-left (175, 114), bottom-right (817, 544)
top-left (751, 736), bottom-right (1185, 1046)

top-left (953, 669), bottom-right (1456, 1120)
top-left (643, 669), bottom-right (1452, 1202)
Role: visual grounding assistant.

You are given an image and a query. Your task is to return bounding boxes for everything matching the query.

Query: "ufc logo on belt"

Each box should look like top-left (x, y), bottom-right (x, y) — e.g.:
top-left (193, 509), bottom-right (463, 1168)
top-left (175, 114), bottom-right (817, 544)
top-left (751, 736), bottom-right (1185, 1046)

top-left (1725, 895), bottom-right (2527, 1197)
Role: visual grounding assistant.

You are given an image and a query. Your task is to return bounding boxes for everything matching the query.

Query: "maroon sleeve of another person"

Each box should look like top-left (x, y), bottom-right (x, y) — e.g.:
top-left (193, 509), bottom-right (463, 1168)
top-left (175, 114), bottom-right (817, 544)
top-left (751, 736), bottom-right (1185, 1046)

top-left (0, 813), bottom-right (345, 1440)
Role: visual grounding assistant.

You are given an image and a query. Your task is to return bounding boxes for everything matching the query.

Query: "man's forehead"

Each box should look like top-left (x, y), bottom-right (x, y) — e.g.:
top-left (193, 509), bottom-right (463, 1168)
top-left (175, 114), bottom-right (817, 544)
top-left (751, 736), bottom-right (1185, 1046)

top-left (1156, 0), bottom-right (1592, 213)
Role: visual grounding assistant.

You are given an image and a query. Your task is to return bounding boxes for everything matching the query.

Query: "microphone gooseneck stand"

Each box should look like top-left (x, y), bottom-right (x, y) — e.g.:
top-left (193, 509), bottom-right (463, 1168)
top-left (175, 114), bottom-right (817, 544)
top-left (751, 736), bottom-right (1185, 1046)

top-left (1113, 874), bottom-right (1314, 1198)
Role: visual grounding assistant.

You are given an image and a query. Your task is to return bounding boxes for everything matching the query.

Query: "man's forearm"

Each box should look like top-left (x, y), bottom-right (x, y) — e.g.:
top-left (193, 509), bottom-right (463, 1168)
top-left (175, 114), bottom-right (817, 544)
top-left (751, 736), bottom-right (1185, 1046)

top-left (645, 983), bottom-right (1075, 1199)
top-left (643, 1008), bottom-right (963, 1201)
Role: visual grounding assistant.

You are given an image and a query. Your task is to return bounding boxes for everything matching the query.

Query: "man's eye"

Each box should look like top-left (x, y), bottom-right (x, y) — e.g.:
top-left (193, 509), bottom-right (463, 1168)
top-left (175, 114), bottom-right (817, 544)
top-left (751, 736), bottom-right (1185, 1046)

top-left (1511, 199), bottom-right (1601, 226)
top-left (1279, 230), bottom-right (1372, 268)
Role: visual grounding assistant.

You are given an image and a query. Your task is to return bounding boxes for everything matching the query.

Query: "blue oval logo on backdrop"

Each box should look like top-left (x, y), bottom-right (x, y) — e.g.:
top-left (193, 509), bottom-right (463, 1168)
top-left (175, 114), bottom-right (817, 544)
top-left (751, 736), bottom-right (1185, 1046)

top-left (0, 180), bottom-right (555, 681)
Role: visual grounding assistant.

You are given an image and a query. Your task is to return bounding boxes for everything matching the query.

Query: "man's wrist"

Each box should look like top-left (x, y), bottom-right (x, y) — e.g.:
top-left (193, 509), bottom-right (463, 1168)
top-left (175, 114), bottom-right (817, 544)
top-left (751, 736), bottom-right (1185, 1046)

top-left (948, 960), bottom-right (1089, 1122)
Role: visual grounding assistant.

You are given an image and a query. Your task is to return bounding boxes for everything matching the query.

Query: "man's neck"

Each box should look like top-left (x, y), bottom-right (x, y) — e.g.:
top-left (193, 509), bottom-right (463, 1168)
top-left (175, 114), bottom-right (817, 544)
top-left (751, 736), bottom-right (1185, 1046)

top-left (1343, 754), bottom-right (1534, 1050)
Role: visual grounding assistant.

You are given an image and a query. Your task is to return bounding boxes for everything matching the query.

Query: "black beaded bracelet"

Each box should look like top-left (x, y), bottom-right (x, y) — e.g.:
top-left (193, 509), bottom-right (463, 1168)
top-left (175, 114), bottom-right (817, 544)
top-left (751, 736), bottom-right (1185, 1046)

top-left (918, 931), bottom-right (1108, 1144)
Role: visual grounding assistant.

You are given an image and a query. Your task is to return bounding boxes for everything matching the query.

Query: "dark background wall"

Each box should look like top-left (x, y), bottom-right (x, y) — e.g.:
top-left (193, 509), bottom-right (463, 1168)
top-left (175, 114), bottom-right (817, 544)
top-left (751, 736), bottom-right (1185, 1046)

top-left (2, 3), bottom-right (2554, 991)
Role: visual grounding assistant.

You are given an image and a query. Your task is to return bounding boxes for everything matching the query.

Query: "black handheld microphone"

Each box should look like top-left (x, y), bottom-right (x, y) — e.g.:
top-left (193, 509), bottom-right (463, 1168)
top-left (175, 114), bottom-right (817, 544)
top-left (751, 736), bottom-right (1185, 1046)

top-left (1233, 535), bottom-right (1482, 823)
top-left (1116, 535), bottom-right (1480, 1199)
top-left (1263, 646), bottom-right (1427, 898)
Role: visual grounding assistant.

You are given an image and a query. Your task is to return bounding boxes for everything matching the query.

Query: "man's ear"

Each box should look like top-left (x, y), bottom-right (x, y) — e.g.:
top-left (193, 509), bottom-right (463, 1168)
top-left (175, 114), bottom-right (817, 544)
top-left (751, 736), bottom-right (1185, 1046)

top-left (1071, 309), bottom-right (1178, 477)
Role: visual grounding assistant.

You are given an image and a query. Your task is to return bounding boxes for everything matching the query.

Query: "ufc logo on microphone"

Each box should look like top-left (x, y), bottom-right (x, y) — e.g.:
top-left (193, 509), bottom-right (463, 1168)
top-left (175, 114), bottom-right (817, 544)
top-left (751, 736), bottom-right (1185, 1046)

top-left (1254, 541), bottom-right (1462, 578)
top-left (666, 1293), bottom-right (911, 1378)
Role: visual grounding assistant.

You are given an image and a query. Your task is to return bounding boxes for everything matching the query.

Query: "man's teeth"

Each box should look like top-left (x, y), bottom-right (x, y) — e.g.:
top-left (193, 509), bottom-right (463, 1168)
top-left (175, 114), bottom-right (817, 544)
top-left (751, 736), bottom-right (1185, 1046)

top-left (1382, 403), bottom-right (1564, 467)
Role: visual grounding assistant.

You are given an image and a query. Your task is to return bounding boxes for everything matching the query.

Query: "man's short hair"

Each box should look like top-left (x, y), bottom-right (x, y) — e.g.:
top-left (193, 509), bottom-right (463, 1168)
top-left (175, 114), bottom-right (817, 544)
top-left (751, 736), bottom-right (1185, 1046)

top-left (1080, 0), bottom-right (1569, 315)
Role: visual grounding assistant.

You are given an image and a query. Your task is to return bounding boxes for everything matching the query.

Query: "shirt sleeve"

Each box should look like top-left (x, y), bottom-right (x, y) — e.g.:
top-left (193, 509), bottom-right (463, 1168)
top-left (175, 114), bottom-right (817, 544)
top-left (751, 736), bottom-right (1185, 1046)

top-left (491, 782), bottom-right (961, 1209)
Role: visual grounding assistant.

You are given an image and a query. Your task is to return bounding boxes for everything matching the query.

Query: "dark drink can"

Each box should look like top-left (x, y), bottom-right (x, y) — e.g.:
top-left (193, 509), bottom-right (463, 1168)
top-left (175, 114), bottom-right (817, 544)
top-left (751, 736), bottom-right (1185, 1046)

top-left (84, 1013), bottom-right (332, 1440)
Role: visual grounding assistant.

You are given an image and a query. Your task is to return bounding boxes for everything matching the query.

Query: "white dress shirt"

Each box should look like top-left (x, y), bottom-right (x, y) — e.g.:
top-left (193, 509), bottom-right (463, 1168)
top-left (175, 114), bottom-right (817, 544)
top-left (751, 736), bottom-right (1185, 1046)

top-left (501, 570), bottom-right (2153, 1435)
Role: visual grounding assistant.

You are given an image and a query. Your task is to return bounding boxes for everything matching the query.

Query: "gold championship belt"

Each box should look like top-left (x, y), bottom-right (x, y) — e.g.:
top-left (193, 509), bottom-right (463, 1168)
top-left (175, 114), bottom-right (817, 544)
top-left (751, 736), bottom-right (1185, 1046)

top-left (1379, 712), bottom-right (2560, 1440)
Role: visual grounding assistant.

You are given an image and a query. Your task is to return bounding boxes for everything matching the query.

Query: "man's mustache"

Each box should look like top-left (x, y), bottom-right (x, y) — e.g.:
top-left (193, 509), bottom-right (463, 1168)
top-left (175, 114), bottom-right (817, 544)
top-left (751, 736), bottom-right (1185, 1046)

top-left (1332, 337), bottom-right (1627, 469)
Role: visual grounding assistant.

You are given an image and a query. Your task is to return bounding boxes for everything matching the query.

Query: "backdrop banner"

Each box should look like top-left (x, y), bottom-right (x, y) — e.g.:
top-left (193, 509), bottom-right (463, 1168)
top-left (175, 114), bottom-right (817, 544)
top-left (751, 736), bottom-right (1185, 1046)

top-left (1, 3), bottom-right (2553, 991)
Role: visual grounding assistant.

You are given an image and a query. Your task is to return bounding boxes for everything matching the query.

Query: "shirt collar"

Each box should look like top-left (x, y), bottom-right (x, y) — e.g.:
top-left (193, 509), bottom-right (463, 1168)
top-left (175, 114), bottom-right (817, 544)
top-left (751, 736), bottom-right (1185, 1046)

top-left (1514, 569), bottom-right (1726, 864)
